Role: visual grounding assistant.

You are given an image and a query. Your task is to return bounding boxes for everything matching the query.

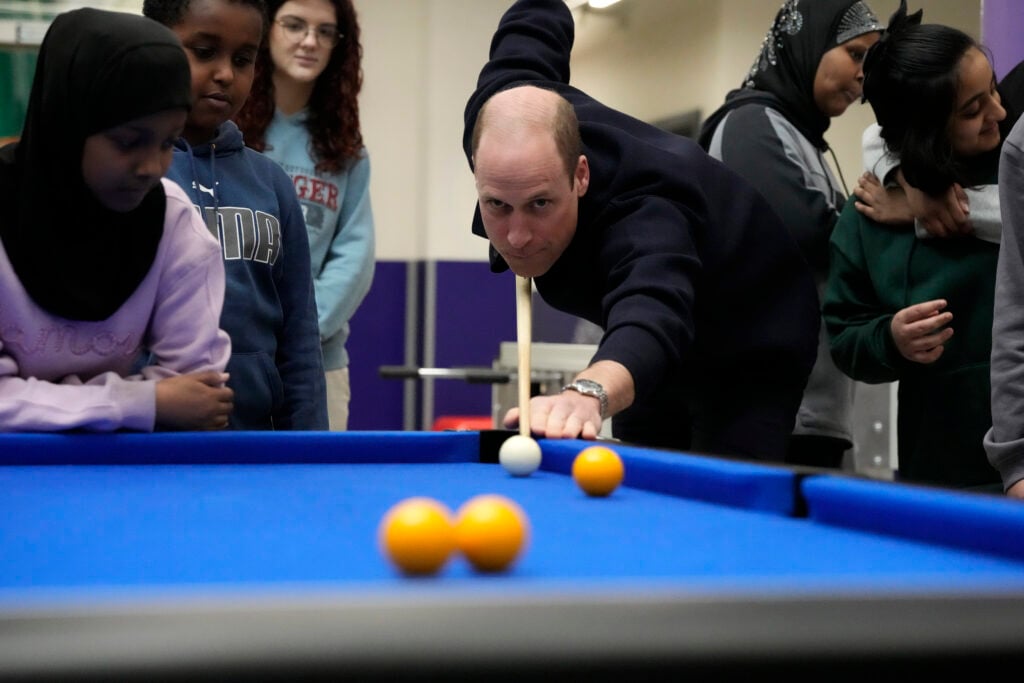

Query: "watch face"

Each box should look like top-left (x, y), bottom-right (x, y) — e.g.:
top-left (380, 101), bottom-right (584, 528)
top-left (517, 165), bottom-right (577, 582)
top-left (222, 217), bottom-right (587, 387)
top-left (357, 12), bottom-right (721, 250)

top-left (575, 379), bottom-right (601, 392)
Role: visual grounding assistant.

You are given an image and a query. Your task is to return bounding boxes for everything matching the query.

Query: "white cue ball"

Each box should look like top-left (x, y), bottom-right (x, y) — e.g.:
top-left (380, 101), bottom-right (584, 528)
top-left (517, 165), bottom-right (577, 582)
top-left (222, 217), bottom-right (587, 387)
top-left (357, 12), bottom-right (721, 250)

top-left (499, 435), bottom-right (542, 476)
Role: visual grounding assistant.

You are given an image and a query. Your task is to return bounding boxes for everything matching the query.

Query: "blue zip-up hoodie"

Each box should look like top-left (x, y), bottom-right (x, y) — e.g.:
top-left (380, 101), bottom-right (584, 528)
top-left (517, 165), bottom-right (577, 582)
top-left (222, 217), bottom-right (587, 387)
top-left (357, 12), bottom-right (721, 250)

top-left (167, 121), bottom-right (328, 430)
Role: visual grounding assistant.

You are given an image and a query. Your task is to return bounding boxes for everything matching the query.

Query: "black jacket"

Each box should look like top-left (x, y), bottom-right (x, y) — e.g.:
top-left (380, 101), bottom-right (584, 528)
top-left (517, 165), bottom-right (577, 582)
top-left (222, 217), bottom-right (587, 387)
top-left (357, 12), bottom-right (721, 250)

top-left (463, 0), bottom-right (820, 452)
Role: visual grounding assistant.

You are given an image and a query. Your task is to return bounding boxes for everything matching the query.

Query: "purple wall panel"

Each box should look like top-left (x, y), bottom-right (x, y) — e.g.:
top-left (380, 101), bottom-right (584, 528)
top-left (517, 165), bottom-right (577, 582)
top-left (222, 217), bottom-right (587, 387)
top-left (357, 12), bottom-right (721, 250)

top-left (983, 0), bottom-right (1024, 79)
top-left (348, 261), bottom-right (411, 430)
top-left (433, 262), bottom-right (516, 420)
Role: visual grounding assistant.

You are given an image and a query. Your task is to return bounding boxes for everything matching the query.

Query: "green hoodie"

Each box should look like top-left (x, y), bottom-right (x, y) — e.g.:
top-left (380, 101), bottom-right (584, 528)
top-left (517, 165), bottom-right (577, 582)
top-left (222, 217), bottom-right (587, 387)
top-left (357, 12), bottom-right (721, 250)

top-left (824, 195), bottom-right (1000, 489)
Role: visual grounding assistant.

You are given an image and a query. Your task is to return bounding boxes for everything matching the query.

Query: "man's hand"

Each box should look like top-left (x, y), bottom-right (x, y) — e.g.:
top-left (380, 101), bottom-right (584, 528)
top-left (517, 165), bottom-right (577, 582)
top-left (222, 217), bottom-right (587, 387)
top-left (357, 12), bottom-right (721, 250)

top-left (890, 299), bottom-right (953, 364)
top-left (504, 390), bottom-right (603, 440)
top-left (502, 360), bottom-right (633, 440)
top-left (853, 172), bottom-right (914, 225)
top-left (155, 371), bottom-right (234, 430)
top-left (1007, 479), bottom-right (1024, 500)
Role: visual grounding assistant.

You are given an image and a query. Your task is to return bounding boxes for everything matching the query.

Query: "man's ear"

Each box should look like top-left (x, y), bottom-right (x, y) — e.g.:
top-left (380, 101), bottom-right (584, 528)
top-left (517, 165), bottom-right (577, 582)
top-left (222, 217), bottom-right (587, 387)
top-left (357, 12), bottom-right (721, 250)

top-left (575, 155), bottom-right (590, 197)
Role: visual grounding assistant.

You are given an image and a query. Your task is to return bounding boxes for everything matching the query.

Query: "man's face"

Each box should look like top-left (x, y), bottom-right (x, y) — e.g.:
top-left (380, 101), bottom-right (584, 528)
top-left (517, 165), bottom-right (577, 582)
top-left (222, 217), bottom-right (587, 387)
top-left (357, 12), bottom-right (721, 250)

top-left (474, 132), bottom-right (588, 278)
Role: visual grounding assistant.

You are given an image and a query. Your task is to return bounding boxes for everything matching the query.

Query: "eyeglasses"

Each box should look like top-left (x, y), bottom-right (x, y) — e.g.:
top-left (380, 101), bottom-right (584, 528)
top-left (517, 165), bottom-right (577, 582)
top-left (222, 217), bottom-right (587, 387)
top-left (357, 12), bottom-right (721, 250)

top-left (275, 17), bottom-right (343, 48)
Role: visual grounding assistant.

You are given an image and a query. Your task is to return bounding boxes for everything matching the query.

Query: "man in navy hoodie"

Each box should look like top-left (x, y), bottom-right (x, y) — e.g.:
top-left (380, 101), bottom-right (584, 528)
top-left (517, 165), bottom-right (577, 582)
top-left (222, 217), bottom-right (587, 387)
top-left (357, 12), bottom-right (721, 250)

top-left (464, 0), bottom-right (819, 461)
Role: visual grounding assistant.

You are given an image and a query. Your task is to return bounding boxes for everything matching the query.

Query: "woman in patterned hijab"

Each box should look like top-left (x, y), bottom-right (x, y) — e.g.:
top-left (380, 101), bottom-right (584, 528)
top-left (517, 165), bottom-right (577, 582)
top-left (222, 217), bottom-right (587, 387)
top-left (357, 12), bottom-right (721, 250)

top-left (697, 1), bottom-right (882, 470)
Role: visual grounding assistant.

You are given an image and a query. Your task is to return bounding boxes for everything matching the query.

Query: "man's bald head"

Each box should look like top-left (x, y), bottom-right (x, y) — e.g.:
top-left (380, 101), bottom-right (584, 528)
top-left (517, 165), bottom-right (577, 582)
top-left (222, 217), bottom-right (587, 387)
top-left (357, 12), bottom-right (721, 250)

top-left (472, 86), bottom-right (582, 186)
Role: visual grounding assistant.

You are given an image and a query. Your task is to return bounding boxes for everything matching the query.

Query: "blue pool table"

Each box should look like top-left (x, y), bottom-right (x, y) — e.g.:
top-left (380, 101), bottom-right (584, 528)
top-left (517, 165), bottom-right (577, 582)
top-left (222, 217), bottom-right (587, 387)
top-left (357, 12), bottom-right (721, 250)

top-left (2, 430), bottom-right (1024, 679)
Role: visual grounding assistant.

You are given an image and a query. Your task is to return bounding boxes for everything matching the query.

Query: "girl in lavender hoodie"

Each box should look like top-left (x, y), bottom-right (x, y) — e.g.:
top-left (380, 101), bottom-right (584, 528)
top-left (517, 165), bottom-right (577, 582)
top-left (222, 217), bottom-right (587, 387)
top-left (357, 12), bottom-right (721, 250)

top-left (0, 7), bottom-right (233, 432)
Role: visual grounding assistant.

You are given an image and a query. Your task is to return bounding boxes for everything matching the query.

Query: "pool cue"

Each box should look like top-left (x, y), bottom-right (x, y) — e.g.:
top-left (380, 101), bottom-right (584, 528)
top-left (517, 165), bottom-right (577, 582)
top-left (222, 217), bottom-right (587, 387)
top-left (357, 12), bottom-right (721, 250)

top-left (515, 275), bottom-right (532, 437)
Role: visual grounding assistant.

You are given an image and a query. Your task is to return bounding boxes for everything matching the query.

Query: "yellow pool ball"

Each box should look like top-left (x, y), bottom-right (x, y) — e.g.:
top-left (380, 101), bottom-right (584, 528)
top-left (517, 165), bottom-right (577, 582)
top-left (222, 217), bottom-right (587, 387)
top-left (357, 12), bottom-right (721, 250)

top-left (572, 445), bottom-right (625, 497)
top-left (454, 494), bottom-right (530, 572)
top-left (378, 497), bottom-right (456, 575)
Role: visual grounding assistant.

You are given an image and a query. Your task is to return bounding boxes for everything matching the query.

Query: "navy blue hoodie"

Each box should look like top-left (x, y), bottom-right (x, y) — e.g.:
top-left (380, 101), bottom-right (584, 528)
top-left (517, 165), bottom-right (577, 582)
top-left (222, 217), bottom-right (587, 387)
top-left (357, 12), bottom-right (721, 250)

top-left (463, 0), bottom-right (820, 457)
top-left (167, 121), bottom-right (328, 430)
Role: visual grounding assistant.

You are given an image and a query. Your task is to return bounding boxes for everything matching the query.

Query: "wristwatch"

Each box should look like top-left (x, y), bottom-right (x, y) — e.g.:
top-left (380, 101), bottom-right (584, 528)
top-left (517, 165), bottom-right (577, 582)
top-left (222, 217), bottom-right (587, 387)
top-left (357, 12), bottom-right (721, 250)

top-left (561, 379), bottom-right (609, 419)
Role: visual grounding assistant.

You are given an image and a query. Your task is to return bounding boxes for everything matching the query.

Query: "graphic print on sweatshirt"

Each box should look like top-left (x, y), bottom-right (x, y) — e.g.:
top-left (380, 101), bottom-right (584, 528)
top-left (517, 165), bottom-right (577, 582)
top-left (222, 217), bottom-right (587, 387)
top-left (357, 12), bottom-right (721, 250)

top-left (280, 168), bottom-right (339, 235)
top-left (0, 316), bottom-right (139, 360)
top-left (187, 180), bottom-right (282, 266)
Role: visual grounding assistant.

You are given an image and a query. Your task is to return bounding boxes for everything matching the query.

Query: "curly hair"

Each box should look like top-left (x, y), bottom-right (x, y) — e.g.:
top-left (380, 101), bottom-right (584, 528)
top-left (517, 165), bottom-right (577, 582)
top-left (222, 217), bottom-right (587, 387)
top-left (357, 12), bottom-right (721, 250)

top-left (234, 0), bottom-right (363, 174)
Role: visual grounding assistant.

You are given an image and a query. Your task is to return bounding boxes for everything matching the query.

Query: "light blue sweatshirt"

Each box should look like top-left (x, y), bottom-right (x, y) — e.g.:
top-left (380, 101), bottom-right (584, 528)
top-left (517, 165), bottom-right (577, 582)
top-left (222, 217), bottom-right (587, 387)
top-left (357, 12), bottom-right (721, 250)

top-left (263, 109), bottom-right (375, 371)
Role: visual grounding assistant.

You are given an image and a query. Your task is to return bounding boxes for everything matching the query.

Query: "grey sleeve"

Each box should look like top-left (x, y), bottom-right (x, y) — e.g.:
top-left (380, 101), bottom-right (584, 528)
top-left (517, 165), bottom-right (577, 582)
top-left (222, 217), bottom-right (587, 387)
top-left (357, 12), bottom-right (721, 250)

top-left (709, 105), bottom-right (839, 273)
top-left (962, 185), bottom-right (1001, 244)
top-left (984, 120), bottom-right (1024, 490)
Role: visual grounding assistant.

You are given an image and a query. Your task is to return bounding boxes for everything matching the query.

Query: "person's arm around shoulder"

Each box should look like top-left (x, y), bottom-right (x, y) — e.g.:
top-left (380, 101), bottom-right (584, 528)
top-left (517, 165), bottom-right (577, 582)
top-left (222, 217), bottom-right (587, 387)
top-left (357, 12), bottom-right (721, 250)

top-left (854, 124), bottom-right (915, 225)
top-left (984, 118), bottom-right (1024, 498)
top-left (503, 360), bottom-right (634, 440)
top-left (856, 124), bottom-right (977, 238)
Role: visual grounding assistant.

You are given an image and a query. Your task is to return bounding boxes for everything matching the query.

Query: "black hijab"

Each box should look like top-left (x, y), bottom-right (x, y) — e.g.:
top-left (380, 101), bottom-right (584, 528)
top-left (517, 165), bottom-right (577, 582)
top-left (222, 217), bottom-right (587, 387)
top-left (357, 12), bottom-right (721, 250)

top-left (699, 0), bottom-right (881, 151)
top-left (0, 8), bottom-right (192, 321)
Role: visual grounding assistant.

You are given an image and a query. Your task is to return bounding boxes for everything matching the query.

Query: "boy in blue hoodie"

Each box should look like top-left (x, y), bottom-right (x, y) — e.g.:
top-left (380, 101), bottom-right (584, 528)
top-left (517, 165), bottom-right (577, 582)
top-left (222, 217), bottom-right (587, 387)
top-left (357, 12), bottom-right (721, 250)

top-left (143, 0), bottom-right (328, 430)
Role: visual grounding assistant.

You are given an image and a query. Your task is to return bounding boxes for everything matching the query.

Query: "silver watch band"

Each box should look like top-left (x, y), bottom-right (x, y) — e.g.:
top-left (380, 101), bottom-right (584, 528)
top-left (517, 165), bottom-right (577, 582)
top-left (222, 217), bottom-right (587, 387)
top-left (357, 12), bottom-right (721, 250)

top-left (561, 379), bottom-right (608, 419)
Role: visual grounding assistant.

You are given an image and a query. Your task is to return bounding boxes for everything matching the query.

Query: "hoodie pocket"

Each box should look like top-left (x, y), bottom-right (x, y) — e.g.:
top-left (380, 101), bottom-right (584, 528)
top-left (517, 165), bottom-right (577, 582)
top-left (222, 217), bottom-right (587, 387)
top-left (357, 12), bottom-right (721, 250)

top-left (225, 351), bottom-right (284, 430)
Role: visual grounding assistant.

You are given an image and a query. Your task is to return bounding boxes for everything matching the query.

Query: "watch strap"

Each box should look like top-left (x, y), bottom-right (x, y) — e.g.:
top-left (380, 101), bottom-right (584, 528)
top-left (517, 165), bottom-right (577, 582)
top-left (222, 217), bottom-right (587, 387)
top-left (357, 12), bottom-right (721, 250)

top-left (561, 379), bottom-right (609, 419)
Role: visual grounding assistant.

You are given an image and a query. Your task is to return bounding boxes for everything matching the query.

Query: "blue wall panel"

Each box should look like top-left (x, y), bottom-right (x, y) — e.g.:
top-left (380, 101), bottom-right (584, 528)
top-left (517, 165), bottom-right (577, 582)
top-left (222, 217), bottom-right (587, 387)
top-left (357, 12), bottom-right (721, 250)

top-left (348, 261), bottom-right (410, 430)
top-left (348, 260), bottom-right (516, 430)
top-left (433, 262), bottom-right (515, 421)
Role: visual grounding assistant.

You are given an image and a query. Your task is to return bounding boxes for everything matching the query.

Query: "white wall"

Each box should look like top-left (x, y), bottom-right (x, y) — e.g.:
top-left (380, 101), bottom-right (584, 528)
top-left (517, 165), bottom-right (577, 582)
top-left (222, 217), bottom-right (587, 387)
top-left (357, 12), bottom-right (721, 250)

top-left (357, 0), bottom-right (983, 262)
top-left (358, 0), bottom-right (507, 262)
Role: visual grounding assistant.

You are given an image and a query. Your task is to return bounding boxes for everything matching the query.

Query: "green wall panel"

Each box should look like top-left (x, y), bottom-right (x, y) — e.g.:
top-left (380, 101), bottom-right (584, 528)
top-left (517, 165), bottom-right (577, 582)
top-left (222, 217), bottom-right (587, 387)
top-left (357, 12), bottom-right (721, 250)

top-left (0, 48), bottom-right (37, 140)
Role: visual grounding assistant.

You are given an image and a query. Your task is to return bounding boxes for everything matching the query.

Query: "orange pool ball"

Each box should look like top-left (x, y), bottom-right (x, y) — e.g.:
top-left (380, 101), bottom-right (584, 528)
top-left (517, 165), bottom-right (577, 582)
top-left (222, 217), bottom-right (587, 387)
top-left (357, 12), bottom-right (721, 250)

top-left (378, 497), bottom-right (456, 575)
top-left (572, 445), bottom-right (625, 497)
top-left (454, 494), bottom-right (530, 573)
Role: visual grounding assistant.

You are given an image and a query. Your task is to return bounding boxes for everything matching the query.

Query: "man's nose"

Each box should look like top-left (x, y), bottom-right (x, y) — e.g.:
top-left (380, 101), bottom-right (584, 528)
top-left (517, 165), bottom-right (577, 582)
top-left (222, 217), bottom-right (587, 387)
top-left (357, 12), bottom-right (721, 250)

top-left (506, 214), bottom-right (532, 248)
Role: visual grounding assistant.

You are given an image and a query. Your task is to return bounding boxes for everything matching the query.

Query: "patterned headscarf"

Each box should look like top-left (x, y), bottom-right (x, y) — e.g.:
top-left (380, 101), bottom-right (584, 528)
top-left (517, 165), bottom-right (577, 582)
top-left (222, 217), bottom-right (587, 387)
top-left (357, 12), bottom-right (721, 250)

top-left (744, 0), bottom-right (881, 145)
